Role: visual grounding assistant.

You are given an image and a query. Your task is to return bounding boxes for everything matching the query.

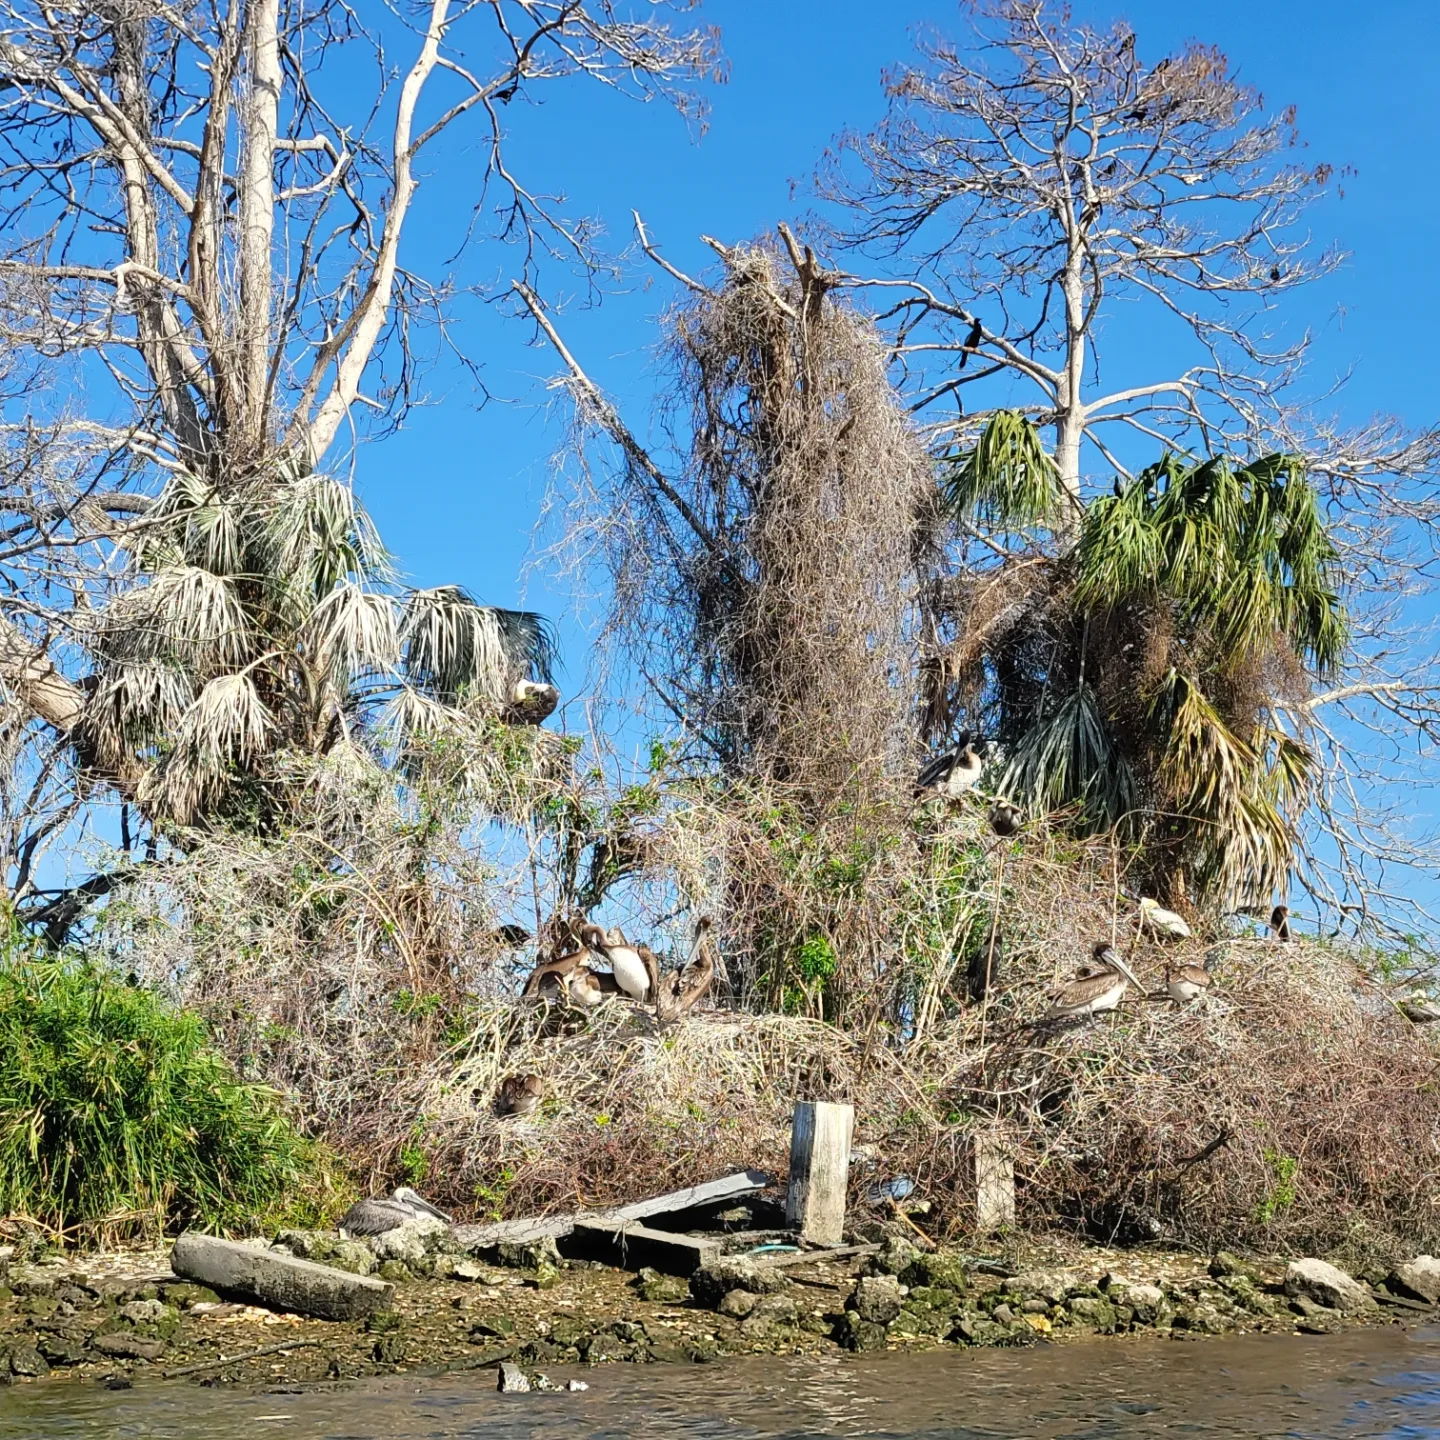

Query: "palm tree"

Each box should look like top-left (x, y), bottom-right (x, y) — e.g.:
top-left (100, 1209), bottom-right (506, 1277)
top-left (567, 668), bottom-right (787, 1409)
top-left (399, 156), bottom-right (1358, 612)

top-left (938, 415), bottom-right (1346, 908)
top-left (77, 466), bottom-right (556, 833)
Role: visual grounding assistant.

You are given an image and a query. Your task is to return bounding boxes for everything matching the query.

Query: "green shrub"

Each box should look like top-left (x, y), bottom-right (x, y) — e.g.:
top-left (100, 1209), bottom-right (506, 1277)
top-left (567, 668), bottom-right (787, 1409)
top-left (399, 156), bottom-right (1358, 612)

top-left (0, 952), bottom-right (326, 1240)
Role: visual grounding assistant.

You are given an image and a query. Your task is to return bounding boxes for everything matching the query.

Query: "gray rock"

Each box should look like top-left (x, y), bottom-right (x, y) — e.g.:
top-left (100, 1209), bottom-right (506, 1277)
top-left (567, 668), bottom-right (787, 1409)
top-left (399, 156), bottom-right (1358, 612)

top-left (634, 1267), bottom-right (690, 1304)
top-left (1389, 1256), bottom-right (1440, 1305)
top-left (368, 1216), bottom-right (450, 1265)
top-left (445, 1258), bottom-right (485, 1282)
top-left (1209, 1251), bottom-right (1260, 1282)
top-left (1112, 1282), bottom-right (1168, 1326)
top-left (834, 1312), bottom-right (888, 1352)
top-left (851, 1274), bottom-right (904, 1326)
top-left (740, 1294), bottom-right (798, 1337)
top-left (689, 1257), bottom-right (786, 1308)
top-left (7, 1341), bottom-right (48, 1377)
top-left (717, 1288), bottom-right (759, 1319)
top-left (494, 1236), bottom-right (562, 1271)
top-left (171, 1232), bottom-right (394, 1321)
top-left (865, 1237), bottom-right (921, 1278)
top-left (1283, 1258), bottom-right (1376, 1315)
top-left (1009, 1270), bottom-right (1069, 1305)
top-left (497, 1360), bottom-right (531, 1393)
top-left (92, 1333), bottom-right (167, 1361)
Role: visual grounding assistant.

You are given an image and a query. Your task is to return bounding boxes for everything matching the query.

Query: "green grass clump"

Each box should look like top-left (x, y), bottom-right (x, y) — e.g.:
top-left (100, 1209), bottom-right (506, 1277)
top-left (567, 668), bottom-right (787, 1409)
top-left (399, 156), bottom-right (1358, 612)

top-left (0, 951), bottom-right (326, 1242)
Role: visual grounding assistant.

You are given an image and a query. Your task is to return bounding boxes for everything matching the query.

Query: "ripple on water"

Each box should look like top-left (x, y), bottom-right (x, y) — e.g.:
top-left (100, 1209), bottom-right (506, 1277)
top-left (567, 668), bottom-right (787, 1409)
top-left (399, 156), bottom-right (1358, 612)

top-left (2, 1325), bottom-right (1439, 1440)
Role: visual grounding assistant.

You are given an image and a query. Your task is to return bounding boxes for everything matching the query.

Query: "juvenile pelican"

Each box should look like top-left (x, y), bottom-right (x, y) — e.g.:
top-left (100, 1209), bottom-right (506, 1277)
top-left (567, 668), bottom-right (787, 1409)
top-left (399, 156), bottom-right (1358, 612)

top-left (494, 1073), bottom-right (543, 1118)
top-left (914, 733), bottom-right (986, 801)
top-left (1136, 896), bottom-right (1192, 941)
top-left (338, 1186), bottom-right (451, 1238)
top-left (989, 800), bottom-right (1022, 837)
top-left (568, 967), bottom-right (620, 1008)
top-left (655, 916), bottom-right (716, 1022)
top-left (1269, 904), bottom-right (1292, 943)
top-left (1165, 962), bottom-right (1211, 1005)
top-left (1040, 943), bottom-right (1143, 1024)
top-left (595, 926), bottom-right (659, 1003)
top-left (506, 679), bottom-right (559, 725)
top-left (521, 944), bottom-right (592, 1000)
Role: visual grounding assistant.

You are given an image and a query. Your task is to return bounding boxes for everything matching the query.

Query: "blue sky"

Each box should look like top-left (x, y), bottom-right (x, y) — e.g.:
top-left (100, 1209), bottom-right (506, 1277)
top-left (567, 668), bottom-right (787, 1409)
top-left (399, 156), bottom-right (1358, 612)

top-left (360, 0), bottom-right (1440, 726)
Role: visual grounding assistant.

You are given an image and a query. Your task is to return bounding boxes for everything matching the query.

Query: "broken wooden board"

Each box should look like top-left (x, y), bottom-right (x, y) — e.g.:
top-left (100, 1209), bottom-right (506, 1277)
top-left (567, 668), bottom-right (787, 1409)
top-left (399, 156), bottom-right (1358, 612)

top-left (453, 1171), bottom-right (773, 1256)
top-left (452, 1215), bottom-right (580, 1254)
top-left (758, 1242), bottom-right (879, 1271)
top-left (598, 1170), bottom-right (773, 1226)
top-left (171, 1233), bottom-right (393, 1321)
top-left (561, 1220), bottom-right (721, 1275)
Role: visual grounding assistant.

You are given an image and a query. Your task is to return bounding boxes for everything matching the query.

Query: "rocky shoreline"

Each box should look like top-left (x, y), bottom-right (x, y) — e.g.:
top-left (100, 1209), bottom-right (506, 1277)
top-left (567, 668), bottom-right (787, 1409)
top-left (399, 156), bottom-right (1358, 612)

top-left (1, 1229), bottom-right (1435, 1392)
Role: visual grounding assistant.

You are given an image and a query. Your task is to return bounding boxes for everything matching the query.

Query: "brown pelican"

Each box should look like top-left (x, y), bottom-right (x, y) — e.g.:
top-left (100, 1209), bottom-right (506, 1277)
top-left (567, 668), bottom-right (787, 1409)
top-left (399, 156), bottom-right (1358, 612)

top-left (915, 733), bottom-right (985, 801)
top-left (568, 967), bottom-right (621, 1008)
top-left (595, 926), bottom-right (659, 1003)
top-left (1165, 961), bottom-right (1211, 1004)
top-left (487, 924), bottom-right (532, 949)
top-left (655, 916), bottom-right (716, 1022)
top-left (495, 1073), bottom-right (543, 1117)
top-left (1399, 990), bottom-right (1440, 1024)
top-left (966, 927), bottom-right (1003, 1004)
top-left (1136, 896), bottom-right (1192, 940)
top-left (1040, 943), bottom-right (1143, 1023)
top-left (505, 679), bottom-right (560, 725)
top-left (522, 922), bottom-right (605, 1001)
top-left (1269, 904), bottom-right (1292, 942)
top-left (989, 800), bottom-right (1022, 837)
top-left (338, 1186), bottom-right (450, 1238)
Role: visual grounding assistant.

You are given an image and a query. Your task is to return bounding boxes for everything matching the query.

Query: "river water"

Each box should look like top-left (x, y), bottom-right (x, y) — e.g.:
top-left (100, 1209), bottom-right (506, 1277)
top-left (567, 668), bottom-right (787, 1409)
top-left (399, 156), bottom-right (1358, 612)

top-left (4, 1325), bottom-right (1439, 1439)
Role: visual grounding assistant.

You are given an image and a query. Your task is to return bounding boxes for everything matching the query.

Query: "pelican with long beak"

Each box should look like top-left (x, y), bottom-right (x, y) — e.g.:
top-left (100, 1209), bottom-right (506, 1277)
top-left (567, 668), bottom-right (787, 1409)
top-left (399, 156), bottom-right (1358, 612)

top-left (655, 916), bottom-right (717, 1022)
top-left (914, 732), bottom-right (986, 801)
top-left (1040, 943), bottom-right (1143, 1024)
top-left (521, 922), bottom-right (605, 1002)
top-left (338, 1186), bottom-right (451, 1238)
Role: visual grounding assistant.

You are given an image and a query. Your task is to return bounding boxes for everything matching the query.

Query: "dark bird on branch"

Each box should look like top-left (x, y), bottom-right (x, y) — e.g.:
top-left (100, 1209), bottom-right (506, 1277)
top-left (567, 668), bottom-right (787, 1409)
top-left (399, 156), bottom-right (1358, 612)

top-left (1268, 266), bottom-right (1281, 283)
top-left (967, 928), bottom-right (1003, 1004)
top-left (1269, 905), bottom-right (1292, 943)
top-left (957, 316), bottom-right (983, 368)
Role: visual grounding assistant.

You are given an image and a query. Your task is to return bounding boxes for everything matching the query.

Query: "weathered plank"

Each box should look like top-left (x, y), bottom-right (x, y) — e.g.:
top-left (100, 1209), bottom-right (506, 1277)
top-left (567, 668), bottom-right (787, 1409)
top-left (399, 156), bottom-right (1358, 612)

top-left (562, 1220), bottom-right (721, 1275)
top-left (760, 1242), bottom-right (879, 1271)
top-left (170, 1233), bottom-right (393, 1321)
top-left (599, 1170), bottom-right (773, 1225)
top-left (785, 1101), bottom-right (853, 1247)
top-left (452, 1215), bottom-right (580, 1253)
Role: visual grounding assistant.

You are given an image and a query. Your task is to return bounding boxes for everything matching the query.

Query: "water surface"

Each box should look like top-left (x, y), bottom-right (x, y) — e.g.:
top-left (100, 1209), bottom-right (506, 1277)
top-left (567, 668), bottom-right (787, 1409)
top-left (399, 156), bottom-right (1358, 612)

top-left (4, 1324), bottom-right (1439, 1439)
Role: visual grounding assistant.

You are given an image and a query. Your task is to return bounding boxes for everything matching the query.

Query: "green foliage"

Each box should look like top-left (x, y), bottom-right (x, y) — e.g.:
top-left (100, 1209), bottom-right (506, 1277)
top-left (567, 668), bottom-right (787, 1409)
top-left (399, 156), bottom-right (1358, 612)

top-left (1076, 452), bottom-right (1346, 676)
top-left (0, 951), bottom-right (322, 1239)
top-left (945, 411), bottom-right (1065, 531)
top-left (1252, 1148), bottom-right (1300, 1224)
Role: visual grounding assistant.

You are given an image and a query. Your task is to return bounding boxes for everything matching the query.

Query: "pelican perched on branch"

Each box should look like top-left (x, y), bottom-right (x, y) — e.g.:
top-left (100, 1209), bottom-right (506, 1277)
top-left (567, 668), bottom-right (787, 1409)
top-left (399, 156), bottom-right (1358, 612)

top-left (505, 678), bottom-right (560, 725)
top-left (339, 1187), bottom-right (450, 1238)
top-left (656, 916), bottom-right (716, 1022)
top-left (594, 927), bottom-right (659, 1003)
top-left (1136, 896), bottom-right (1192, 941)
top-left (1269, 905), bottom-right (1292, 942)
top-left (495, 1073), bottom-right (543, 1118)
top-left (1040, 943), bottom-right (1143, 1024)
top-left (914, 733), bottom-right (985, 801)
top-left (522, 922), bottom-right (605, 1002)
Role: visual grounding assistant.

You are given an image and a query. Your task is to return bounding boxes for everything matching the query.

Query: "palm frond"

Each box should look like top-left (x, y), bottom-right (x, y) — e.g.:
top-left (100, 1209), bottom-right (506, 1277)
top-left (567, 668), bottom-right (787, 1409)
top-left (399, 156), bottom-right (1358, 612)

top-left (944, 410), bottom-right (1063, 531)
top-left (300, 583), bottom-right (400, 683)
top-left (401, 587), bottom-right (556, 703)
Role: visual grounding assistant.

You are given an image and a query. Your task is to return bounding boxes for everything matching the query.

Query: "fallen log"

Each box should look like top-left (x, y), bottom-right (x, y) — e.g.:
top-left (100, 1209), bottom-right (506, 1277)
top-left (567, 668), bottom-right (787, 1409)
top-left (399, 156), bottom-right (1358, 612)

top-left (170, 1233), bottom-right (394, 1321)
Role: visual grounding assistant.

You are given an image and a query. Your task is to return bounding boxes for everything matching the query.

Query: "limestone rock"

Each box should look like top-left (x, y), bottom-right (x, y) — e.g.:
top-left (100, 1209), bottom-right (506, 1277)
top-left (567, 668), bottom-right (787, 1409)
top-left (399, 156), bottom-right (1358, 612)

top-left (1388, 1256), bottom-right (1440, 1305)
top-left (1066, 1295), bottom-right (1118, 1333)
top-left (497, 1360), bottom-right (531, 1393)
top-left (689, 1257), bottom-right (786, 1308)
top-left (864, 1237), bottom-right (921, 1278)
top-left (494, 1236), bottom-right (562, 1271)
top-left (900, 1250), bottom-right (969, 1293)
top-left (92, 1333), bottom-right (167, 1361)
top-left (1008, 1270), bottom-right (1069, 1305)
top-left (634, 1267), bottom-right (690, 1304)
top-left (1283, 1258), bottom-right (1376, 1315)
top-left (739, 1294), bottom-right (798, 1337)
top-left (1209, 1251), bottom-right (1260, 1282)
top-left (850, 1274), bottom-right (904, 1326)
top-left (368, 1216), bottom-right (450, 1266)
top-left (834, 1312), bottom-right (888, 1352)
top-left (7, 1341), bottom-right (49, 1377)
top-left (717, 1289), bottom-right (759, 1319)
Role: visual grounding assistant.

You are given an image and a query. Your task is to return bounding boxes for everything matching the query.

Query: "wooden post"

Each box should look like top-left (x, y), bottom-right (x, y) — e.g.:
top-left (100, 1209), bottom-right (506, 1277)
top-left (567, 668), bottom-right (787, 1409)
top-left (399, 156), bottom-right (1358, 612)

top-left (969, 1132), bottom-right (1015, 1233)
top-left (786, 1101), bottom-right (853, 1246)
